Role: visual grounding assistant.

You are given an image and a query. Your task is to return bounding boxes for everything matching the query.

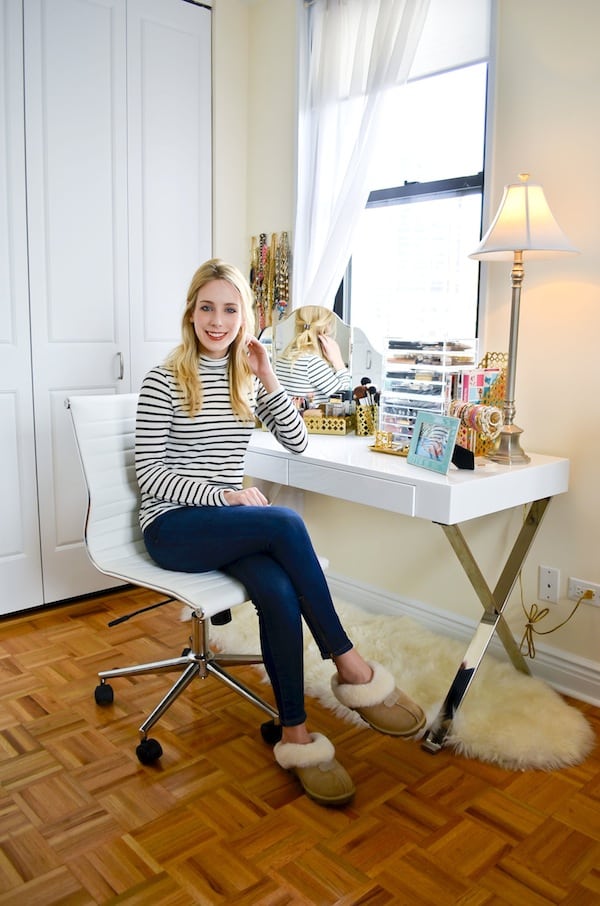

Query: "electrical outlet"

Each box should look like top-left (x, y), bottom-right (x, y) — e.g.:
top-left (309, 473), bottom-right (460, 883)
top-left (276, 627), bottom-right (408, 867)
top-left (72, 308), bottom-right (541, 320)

top-left (567, 577), bottom-right (600, 605)
top-left (538, 565), bottom-right (560, 604)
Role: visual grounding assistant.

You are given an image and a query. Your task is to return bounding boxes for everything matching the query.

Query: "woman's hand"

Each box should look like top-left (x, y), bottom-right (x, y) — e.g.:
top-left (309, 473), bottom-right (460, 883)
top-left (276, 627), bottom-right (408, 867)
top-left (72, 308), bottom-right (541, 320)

top-left (318, 334), bottom-right (346, 371)
top-left (245, 336), bottom-right (280, 393)
top-left (223, 486), bottom-right (269, 506)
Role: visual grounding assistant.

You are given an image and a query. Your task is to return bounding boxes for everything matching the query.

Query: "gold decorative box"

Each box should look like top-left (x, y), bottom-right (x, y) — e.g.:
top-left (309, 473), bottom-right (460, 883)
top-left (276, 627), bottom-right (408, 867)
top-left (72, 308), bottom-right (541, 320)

top-left (303, 413), bottom-right (355, 435)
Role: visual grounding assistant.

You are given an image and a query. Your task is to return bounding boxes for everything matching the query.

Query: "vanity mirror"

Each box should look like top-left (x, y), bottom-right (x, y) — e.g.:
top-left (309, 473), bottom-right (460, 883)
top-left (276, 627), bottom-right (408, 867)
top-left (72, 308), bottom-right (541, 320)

top-left (273, 306), bottom-right (351, 406)
top-left (258, 309), bottom-right (382, 393)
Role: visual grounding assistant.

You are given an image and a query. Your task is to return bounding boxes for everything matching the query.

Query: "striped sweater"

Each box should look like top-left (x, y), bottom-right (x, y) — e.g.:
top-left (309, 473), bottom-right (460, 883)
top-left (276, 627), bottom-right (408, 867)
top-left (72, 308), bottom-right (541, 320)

top-left (275, 353), bottom-right (351, 405)
top-left (135, 355), bottom-right (308, 531)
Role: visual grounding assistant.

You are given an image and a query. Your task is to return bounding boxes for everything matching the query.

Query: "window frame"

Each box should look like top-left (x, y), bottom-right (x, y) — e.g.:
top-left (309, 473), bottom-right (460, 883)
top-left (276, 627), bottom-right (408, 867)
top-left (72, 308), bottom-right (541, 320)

top-left (366, 172), bottom-right (483, 209)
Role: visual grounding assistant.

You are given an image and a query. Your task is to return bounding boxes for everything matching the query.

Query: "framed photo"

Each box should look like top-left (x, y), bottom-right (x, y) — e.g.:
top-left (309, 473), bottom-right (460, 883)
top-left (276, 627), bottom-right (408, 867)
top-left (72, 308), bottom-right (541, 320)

top-left (407, 412), bottom-right (460, 475)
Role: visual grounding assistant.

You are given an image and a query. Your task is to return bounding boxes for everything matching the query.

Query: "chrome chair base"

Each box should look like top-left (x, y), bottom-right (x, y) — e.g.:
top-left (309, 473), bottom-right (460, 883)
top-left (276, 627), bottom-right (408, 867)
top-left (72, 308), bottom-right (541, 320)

top-left (96, 608), bottom-right (278, 746)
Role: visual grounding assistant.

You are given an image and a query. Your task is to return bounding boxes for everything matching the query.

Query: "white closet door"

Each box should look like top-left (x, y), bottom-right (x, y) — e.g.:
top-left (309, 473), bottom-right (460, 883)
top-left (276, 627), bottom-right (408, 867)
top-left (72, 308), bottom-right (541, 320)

top-left (25, 0), bottom-right (130, 601)
top-left (0, 0), bottom-right (43, 614)
top-left (127, 0), bottom-right (212, 389)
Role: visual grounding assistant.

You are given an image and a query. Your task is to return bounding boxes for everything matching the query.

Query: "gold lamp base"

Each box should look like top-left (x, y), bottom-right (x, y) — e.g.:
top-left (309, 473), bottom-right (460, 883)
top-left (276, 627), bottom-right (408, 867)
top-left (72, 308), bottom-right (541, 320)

top-left (486, 423), bottom-right (531, 465)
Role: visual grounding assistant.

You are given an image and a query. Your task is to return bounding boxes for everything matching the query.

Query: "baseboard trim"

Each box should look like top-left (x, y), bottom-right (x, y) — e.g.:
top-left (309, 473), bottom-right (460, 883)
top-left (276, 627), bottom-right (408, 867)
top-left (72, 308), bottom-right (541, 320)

top-left (326, 570), bottom-right (600, 707)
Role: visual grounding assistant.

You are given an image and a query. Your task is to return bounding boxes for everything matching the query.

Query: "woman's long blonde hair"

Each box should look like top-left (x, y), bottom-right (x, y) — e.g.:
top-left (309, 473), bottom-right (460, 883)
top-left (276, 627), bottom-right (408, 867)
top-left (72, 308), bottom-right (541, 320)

top-left (165, 259), bottom-right (255, 420)
top-left (280, 305), bottom-right (337, 364)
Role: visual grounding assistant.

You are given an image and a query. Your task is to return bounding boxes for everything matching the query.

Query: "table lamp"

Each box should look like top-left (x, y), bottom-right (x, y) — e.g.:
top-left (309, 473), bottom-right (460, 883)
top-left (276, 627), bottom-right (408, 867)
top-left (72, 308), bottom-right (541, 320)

top-left (469, 173), bottom-right (578, 464)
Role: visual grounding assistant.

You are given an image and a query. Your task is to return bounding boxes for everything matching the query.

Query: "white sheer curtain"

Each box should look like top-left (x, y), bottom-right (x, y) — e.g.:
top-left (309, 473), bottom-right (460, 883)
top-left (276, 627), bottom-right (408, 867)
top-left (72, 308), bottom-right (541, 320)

top-left (292, 0), bottom-right (431, 310)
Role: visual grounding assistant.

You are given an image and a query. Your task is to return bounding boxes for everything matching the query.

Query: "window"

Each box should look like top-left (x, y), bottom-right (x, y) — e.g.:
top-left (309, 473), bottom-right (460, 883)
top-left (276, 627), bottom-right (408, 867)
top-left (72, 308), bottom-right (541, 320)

top-left (344, 62), bottom-right (488, 350)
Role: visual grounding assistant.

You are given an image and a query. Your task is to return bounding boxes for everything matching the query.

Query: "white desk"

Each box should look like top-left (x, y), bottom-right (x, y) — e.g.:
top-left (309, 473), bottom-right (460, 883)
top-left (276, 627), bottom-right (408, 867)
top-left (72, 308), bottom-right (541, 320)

top-left (246, 431), bottom-right (570, 752)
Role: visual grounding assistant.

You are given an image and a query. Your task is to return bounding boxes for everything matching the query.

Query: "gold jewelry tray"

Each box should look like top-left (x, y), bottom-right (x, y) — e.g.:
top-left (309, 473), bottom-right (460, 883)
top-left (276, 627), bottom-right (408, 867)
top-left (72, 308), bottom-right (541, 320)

top-left (369, 443), bottom-right (409, 457)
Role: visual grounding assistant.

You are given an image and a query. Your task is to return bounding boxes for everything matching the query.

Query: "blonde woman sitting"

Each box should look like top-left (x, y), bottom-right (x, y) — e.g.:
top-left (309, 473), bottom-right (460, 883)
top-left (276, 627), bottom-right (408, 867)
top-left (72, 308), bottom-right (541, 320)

top-left (275, 306), bottom-right (351, 405)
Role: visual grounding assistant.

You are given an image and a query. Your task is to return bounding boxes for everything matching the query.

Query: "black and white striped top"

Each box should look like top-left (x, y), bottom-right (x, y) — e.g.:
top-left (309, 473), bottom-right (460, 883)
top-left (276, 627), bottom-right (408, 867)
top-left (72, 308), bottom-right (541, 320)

top-left (275, 353), bottom-right (351, 404)
top-left (135, 355), bottom-right (308, 531)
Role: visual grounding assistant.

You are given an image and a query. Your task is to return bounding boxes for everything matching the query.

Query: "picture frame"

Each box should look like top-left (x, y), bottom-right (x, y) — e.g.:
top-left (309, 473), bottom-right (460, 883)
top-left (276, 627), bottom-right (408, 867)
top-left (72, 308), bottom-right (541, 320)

top-left (407, 412), bottom-right (460, 475)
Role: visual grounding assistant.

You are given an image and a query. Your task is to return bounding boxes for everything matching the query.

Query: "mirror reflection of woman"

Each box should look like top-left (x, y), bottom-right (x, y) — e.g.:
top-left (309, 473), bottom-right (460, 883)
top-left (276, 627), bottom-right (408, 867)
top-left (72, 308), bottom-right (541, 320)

top-left (275, 306), bottom-right (351, 404)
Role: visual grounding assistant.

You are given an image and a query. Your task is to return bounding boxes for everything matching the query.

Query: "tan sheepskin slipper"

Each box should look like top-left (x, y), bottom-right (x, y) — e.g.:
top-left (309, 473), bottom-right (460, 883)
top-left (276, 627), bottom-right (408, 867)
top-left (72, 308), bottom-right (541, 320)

top-left (273, 732), bottom-right (355, 807)
top-left (331, 660), bottom-right (426, 737)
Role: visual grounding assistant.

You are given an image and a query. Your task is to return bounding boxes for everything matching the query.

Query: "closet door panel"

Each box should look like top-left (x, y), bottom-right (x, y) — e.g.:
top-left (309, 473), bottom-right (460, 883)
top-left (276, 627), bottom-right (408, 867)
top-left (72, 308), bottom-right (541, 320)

top-left (127, 0), bottom-right (212, 388)
top-left (25, 0), bottom-right (129, 602)
top-left (0, 0), bottom-right (43, 613)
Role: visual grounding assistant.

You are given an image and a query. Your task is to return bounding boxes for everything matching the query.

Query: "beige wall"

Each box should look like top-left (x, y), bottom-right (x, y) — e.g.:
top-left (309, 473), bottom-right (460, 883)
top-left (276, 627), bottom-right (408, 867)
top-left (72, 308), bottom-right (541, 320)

top-left (212, 0), bottom-right (296, 268)
top-left (211, 0), bottom-right (250, 266)
top-left (481, 0), bottom-right (600, 659)
top-left (214, 0), bottom-right (600, 665)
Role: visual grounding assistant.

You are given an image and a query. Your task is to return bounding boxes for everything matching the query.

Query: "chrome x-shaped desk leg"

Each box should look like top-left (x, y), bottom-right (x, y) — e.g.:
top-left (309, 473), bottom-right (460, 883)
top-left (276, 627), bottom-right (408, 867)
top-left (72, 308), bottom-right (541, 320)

top-left (421, 497), bottom-right (551, 753)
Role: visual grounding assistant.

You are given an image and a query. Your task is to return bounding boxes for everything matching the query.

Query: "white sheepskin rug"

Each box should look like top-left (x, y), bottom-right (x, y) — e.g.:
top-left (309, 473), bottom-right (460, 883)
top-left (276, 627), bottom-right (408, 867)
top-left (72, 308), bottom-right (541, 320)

top-left (208, 600), bottom-right (595, 771)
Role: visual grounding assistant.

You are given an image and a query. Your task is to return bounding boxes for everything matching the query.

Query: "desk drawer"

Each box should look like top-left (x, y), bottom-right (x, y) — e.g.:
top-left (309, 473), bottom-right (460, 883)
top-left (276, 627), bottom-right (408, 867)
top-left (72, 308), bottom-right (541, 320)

top-left (245, 450), bottom-right (289, 484)
top-left (289, 460), bottom-right (415, 516)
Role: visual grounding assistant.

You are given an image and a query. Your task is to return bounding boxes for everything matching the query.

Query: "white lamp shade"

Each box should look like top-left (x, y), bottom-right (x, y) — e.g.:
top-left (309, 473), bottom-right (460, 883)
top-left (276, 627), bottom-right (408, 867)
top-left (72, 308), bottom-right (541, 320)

top-left (470, 176), bottom-right (578, 261)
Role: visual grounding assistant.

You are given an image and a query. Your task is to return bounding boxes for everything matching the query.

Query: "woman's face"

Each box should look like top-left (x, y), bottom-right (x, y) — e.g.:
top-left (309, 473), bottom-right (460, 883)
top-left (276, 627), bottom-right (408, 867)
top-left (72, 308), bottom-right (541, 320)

top-left (191, 278), bottom-right (244, 358)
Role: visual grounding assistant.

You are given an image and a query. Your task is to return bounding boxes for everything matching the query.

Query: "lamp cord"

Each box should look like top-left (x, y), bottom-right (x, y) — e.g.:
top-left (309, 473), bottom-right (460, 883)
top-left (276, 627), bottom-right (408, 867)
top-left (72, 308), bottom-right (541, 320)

top-left (517, 558), bottom-right (592, 659)
top-left (519, 592), bottom-right (590, 659)
top-left (514, 505), bottom-right (591, 658)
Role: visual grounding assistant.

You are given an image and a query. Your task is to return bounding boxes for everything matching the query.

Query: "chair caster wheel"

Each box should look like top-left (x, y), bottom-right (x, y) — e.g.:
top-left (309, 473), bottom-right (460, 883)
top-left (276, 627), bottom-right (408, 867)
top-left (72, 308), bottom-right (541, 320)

top-left (260, 719), bottom-right (283, 745)
top-left (94, 682), bottom-right (114, 705)
top-left (136, 737), bottom-right (163, 765)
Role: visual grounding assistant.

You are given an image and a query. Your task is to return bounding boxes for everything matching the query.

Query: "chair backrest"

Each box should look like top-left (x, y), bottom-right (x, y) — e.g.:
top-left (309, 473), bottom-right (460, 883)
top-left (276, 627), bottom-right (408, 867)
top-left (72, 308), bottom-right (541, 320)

top-left (68, 392), bottom-right (252, 615)
top-left (68, 393), bottom-right (143, 568)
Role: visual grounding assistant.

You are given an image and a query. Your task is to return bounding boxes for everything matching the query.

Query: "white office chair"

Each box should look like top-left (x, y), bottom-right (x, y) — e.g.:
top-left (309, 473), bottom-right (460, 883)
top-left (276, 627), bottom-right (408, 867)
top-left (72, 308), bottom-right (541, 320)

top-left (68, 393), bottom-right (278, 764)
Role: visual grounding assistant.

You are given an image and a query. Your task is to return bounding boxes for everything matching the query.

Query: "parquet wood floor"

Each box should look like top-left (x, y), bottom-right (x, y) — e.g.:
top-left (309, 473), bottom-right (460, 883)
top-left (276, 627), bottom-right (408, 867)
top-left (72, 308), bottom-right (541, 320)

top-left (1, 587), bottom-right (599, 905)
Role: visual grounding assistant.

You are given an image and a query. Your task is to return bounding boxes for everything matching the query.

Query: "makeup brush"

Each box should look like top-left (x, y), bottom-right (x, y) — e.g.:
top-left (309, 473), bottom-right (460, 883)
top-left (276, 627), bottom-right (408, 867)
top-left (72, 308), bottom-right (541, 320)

top-left (353, 385), bottom-right (368, 405)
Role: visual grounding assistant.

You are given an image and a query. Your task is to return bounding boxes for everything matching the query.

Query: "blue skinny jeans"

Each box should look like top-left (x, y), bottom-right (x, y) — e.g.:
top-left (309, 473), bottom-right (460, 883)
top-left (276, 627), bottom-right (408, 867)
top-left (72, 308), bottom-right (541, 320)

top-left (142, 505), bottom-right (353, 726)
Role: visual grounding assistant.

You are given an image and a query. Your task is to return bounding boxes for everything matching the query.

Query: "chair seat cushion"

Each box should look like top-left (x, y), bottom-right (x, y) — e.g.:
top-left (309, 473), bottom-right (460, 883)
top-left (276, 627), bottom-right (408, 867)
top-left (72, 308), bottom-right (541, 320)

top-left (92, 543), bottom-right (249, 617)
